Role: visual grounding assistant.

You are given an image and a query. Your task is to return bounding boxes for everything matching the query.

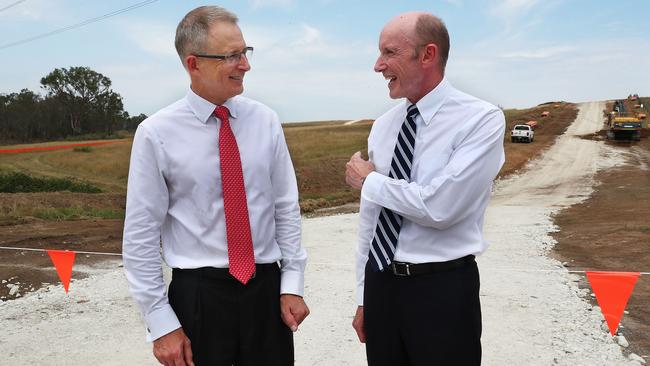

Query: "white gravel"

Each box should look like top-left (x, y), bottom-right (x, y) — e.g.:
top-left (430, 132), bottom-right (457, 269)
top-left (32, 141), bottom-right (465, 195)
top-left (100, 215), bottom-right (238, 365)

top-left (0, 102), bottom-right (646, 365)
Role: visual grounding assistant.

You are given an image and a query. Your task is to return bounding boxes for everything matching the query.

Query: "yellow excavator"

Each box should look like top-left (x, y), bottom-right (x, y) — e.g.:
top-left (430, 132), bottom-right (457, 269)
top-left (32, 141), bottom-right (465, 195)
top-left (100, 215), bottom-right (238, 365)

top-left (607, 100), bottom-right (642, 141)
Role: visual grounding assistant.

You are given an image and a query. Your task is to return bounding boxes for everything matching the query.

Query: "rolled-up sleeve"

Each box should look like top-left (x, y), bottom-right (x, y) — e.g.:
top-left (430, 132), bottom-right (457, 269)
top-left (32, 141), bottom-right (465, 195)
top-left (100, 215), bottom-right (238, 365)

top-left (122, 124), bottom-right (180, 341)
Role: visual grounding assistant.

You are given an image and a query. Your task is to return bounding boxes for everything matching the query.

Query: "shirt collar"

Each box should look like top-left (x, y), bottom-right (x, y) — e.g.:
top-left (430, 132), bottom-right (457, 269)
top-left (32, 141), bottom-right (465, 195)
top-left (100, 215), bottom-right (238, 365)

top-left (409, 77), bottom-right (450, 126)
top-left (185, 88), bottom-right (239, 124)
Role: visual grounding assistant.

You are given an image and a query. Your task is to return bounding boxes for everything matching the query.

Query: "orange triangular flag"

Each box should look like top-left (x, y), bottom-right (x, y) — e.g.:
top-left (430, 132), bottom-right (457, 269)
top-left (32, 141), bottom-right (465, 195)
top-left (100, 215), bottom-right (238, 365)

top-left (586, 271), bottom-right (640, 336)
top-left (46, 250), bottom-right (76, 293)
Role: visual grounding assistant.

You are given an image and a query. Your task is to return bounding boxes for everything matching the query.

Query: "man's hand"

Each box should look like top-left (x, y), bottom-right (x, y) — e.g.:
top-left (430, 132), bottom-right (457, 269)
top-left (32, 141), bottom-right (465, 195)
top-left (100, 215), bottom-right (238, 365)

top-left (153, 328), bottom-right (194, 366)
top-left (345, 151), bottom-right (375, 189)
top-left (280, 294), bottom-right (310, 332)
top-left (352, 306), bottom-right (366, 343)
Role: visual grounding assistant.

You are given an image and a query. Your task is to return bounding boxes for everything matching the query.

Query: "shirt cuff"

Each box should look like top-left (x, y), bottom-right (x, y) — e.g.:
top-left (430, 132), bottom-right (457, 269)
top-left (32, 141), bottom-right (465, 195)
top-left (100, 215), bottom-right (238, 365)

top-left (280, 270), bottom-right (305, 297)
top-left (361, 171), bottom-right (387, 203)
top-left (144, 304), bottom-right (182, 342)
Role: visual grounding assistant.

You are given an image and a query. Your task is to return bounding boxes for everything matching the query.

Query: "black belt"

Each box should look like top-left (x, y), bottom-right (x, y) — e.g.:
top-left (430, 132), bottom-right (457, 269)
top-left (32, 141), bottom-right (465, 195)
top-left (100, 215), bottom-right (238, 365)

top-left (172, 262), bottom-right (279, 280)
top-left (389, 255), bottom-right (475, 276)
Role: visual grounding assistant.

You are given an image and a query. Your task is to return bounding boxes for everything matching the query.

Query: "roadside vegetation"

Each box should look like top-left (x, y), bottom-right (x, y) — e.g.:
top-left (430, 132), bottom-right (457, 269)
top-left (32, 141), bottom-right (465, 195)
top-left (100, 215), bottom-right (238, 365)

top-left (0, 171), bottom-right (101, 193)
top-left (0, 102), bottom-right (578, 218)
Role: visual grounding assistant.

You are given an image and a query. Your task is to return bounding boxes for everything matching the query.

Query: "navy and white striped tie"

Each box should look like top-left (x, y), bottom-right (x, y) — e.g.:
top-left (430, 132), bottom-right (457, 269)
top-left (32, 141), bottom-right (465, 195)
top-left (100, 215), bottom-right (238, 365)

top-left (369, 104), bottom-right (419, 272)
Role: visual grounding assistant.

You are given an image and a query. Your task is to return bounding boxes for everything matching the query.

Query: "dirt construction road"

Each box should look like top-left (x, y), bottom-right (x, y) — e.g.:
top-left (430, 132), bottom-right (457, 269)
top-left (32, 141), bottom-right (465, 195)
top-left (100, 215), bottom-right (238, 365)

top-left (0, 102), bottom-right (645, 365)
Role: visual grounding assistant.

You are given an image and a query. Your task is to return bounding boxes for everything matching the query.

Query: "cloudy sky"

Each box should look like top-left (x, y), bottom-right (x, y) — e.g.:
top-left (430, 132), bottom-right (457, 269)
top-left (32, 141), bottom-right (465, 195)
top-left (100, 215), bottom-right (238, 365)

top-left (1, 0), bottom-right (649, 122)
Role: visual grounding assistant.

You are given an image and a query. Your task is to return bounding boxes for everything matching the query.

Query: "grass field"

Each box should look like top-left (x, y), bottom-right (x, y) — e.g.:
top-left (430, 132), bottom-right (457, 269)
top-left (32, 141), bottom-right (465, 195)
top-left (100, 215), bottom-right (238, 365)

top-left (0, 139), bottom-right (131, 193)
top-left (0, 103), bottom-right (576, 218)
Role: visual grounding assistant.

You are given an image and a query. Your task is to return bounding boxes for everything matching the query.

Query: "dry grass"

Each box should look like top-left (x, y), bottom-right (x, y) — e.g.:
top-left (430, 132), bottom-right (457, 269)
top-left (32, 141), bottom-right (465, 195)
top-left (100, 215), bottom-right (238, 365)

top-left (0, 139), bottom-right (131, 192)
top-left (0, 122), bottom-right (373, 213)
top-left (0, 103), bottom-right (576, 215)
top-left (0, 192), bottom-right (125, 225)
top-left (284, 120), bottom-right (373, 212)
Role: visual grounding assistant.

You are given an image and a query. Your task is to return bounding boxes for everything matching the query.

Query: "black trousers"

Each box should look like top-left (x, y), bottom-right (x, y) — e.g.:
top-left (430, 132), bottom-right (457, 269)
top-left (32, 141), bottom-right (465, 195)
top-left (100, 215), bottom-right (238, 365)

top-left (364, 259), bottom-right (482, 366)
top-left (169, 263), bottom-right (293, 366)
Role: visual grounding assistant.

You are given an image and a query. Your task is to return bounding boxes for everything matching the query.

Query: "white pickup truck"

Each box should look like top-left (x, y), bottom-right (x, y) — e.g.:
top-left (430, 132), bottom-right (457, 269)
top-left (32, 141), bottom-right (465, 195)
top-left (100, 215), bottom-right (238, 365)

top-left (511, 124), bottom-right (534, 143)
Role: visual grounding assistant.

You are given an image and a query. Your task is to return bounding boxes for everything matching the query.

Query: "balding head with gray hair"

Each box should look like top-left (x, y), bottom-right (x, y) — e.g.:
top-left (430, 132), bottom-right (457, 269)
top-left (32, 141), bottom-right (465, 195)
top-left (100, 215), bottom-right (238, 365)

top-left (413, 13), bottom-right (450, 71)
top-left (175, 6), bottom-right (238, 69)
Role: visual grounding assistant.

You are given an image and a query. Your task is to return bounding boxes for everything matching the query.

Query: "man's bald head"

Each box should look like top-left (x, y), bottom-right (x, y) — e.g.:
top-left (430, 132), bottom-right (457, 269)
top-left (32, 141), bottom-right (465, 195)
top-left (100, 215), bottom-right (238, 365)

top-left (382, 12), bottom-right (450, 71)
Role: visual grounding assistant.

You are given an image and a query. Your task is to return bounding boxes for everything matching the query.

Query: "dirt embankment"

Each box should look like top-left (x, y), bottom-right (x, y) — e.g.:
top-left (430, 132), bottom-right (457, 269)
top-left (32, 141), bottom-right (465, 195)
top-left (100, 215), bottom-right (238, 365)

top-left (552, 136), bottom-right (650, 358)
top-left (0, 193), bottom-right (125, 300)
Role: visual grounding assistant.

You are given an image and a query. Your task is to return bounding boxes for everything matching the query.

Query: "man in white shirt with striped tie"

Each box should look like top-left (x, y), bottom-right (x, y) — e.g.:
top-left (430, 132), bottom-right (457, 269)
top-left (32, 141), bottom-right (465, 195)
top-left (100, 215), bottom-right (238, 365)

top-left (345, 11), bottom-right (505, 366)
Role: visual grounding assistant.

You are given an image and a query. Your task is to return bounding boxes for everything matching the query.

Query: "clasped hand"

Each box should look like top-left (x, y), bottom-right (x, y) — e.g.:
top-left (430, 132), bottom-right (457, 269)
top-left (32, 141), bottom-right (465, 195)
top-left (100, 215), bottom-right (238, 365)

top-left (345, 151), bottom-right (375, 189)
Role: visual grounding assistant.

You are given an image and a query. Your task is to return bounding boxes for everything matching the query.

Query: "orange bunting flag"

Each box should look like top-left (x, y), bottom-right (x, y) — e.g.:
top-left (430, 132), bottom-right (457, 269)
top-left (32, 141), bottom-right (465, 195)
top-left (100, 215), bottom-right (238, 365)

top-left (46, 250), bottom-right (76, 293)
top-left (586, 271), bottom-right (640, 336)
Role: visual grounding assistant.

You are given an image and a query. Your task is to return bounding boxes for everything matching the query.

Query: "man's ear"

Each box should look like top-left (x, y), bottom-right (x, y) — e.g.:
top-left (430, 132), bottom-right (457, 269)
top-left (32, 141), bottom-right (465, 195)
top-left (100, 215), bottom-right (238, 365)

top-left (186, 55), bottom-right (198, 73)
top-left (421, 43), bottom-right (438, 68)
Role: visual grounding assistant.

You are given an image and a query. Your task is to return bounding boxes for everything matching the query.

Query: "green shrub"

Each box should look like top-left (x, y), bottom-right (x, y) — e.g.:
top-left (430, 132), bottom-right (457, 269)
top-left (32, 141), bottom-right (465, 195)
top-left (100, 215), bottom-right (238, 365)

top-left (0, 172), bottom-right (101, 193)
top-left (73, 146), bottom-right (93, 153)
top-left (32, 207), bottom-right (124, 220)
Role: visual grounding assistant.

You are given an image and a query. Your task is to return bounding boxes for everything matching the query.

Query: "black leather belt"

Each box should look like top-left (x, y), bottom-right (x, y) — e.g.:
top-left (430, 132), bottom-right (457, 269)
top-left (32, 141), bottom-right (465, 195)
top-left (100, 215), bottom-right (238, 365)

top-left (172, 263), bottom-right (279, 280)
top-left (389, 255), bottom-right (475, 276)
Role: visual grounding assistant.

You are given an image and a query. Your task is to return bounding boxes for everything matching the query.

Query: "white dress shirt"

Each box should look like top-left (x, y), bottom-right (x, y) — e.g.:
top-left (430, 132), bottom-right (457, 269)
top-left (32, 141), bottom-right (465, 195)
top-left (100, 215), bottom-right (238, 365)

top-left (356, 78), bottom-right (505, 305)
top-left (122, 89), bottom-right (306, 341)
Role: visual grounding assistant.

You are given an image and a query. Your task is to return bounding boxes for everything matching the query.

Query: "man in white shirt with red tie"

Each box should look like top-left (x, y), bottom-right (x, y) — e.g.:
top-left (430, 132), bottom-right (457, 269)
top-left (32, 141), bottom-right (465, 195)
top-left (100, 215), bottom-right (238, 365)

top-left (122, 6), bottom-right (308, 366)
top-left (345, 12), bottom-right (505, 366)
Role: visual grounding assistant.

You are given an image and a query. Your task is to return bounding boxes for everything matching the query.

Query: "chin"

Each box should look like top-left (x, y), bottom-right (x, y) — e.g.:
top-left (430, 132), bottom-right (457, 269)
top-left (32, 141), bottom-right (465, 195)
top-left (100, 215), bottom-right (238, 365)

top-left (388, 90), bottom-right (403, 100)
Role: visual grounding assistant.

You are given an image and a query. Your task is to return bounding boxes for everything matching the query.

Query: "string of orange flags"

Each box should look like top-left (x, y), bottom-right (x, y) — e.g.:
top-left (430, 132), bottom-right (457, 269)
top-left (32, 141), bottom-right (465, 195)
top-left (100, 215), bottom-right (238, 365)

top-left (0, 140), bottom-right (128, 154)
top-left (0, 246), bottom-right (647, 336)
top-left (0, 246), bottom-right (122, 256)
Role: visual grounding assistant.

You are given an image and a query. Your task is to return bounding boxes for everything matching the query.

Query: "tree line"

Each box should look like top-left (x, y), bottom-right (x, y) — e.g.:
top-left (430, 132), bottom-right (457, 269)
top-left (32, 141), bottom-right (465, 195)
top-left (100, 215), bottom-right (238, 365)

top-left (0, 66), bottom-right (146, 143)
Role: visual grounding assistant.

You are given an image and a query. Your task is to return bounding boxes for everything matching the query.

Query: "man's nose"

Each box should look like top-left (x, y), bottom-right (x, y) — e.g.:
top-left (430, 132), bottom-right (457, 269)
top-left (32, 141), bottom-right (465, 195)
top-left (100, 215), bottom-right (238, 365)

top-left (374, 57), bottom-right (385, 73)
top-left (239, 54), bottom-right (251, 71)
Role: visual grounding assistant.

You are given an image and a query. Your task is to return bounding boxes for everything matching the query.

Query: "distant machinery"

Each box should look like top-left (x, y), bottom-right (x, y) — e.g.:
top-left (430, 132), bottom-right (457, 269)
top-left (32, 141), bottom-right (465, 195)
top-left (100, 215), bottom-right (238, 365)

top-left (607, 99), bottom-right (641, 141)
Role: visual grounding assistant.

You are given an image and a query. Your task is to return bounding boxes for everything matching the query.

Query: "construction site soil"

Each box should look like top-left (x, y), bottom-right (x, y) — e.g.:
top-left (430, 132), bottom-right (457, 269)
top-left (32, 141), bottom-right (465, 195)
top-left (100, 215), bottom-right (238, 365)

top-left (1, 114), bottom-right (648, 357)
top-left (0, 193), bottom-right (125, 300)
top-left (552, 132), bottom-right (650, 358)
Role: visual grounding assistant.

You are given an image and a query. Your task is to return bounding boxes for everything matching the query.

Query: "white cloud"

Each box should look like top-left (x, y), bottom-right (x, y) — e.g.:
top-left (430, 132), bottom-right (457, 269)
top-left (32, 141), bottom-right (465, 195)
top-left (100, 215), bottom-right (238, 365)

top-left (99, 61), bottom-right (188, 116)
top-left (489, 0), bottom-right (540, 19)
top-left (96, 21), bottom-right (388, 121)
top-left (58, 3), bottom-right (650, 123)
top-left (487, 0), bottom-right (561, 38)
top-left (448, 38), bottom-right (650, 109)
top-left (499, 46), bottom-right (575, 59)
top-left (250, 0), bottom-right (293, 9)
top-left (228, 23), bottom-right (390, 121)
top-left (245, 23), bottom-right (372, 67)
top-left (123, 21), bottom-right (177, 58)
top-left (292, 24), bottom-right (321, 47)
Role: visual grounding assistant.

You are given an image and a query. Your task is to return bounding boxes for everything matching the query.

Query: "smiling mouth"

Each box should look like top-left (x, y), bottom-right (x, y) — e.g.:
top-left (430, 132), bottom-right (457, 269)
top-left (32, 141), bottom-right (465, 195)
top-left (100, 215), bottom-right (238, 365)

top-left (229, 75), bottom-right (244, 81)
top-left (385, 75), bottom-right (396, 86)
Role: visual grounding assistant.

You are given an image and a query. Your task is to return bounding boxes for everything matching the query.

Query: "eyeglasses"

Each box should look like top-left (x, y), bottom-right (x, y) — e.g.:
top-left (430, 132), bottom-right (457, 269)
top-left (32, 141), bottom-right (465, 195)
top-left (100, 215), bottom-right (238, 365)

top-left (193, 47), bottom-right (254, 64)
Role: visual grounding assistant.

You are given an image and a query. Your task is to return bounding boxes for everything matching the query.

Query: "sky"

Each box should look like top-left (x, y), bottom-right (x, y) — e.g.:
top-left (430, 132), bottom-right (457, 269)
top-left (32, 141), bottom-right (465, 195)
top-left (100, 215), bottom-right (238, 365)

top-left (1, 0), bottom-right (649, 122)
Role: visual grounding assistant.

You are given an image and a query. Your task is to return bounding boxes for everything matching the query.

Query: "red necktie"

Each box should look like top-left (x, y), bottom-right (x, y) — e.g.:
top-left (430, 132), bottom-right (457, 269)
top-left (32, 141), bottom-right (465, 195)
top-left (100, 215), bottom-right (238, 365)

top-left (215, 106), bottom-right (255, 284)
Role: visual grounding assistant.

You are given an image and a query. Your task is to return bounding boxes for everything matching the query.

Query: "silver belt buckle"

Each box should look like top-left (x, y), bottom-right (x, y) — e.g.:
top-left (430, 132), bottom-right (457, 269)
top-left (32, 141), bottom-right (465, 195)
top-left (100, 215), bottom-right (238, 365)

top-left (392, 262), bottom-right (410, 276)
